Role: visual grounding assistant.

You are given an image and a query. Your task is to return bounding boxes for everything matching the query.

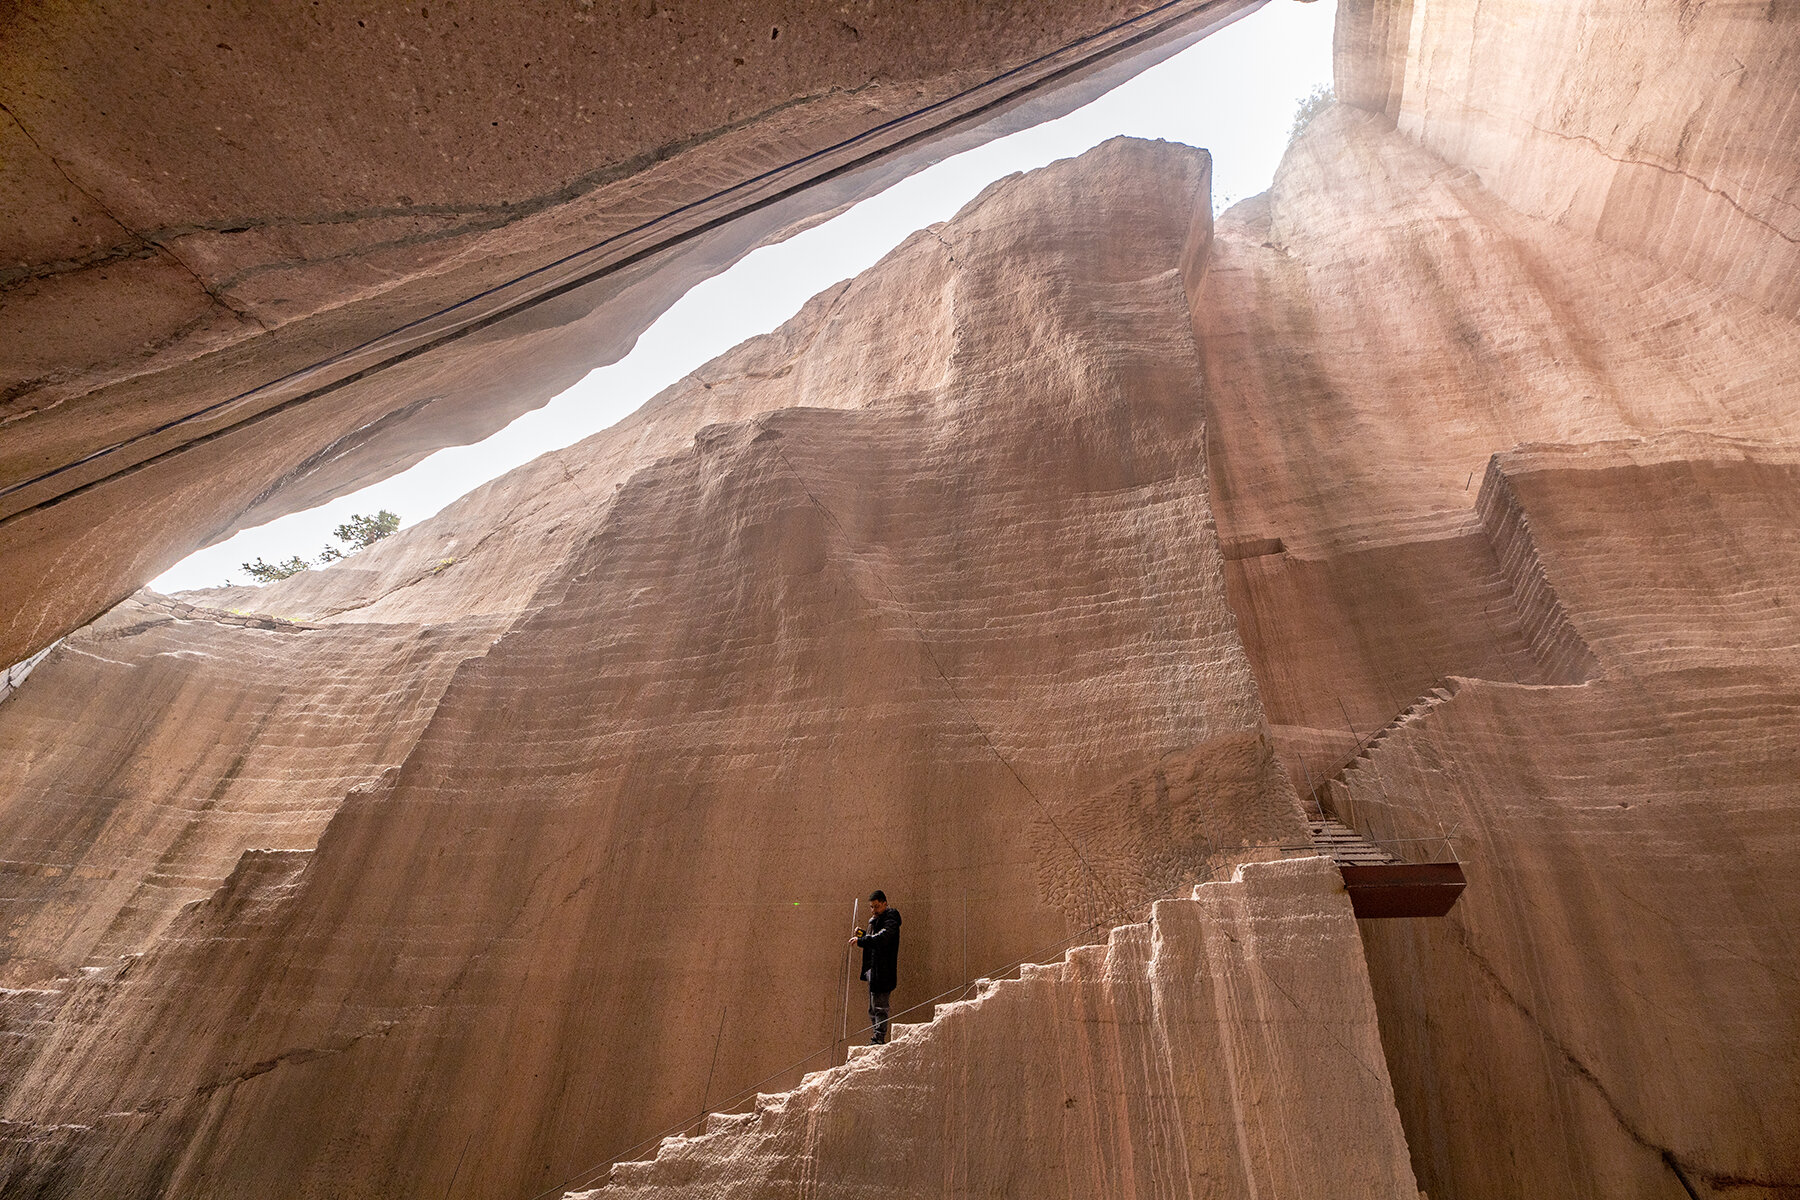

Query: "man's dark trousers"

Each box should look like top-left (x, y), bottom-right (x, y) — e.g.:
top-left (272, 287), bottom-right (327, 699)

top-left (868, 988), bottom-right (891, 1045)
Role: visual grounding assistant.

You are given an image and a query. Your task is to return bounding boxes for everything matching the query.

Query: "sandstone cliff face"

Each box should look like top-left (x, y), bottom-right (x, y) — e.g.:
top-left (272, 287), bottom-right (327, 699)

top-left (1202, 103), bottom-right (1800, 769)
top-left (1345, 438), bottom-right (1800, 1198)
top-left (579, 858), bottom-right (1417, 1200)
top-left (6, 3), bottom-right (1800, 1196)
top-left (1337, 0), bottom-right (1800, 317)
top-left (0, 0), bottom-right (1269, 668)
top-left (0, 596), bottom-right (507, 990)
top-left (0, 139), bottom-right (1312, 1199)
top-left (1193, 101), bottom-right (1800, 1198)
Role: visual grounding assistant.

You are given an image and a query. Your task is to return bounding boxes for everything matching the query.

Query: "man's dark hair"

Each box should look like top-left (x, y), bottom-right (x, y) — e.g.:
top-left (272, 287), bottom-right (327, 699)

top-left (869, 890), bottom-right (886, 902)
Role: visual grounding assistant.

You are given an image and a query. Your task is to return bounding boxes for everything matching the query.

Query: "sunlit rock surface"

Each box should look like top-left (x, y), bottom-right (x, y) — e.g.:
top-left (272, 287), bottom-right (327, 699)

top-left (0, 592), bottom-right (508, 990)
top-left (1338, 0), bottom-right (1800, 317)
top-left (0, 0), bottom-right (1268, 667)
top-left (4, 1), bottom-right (1800, 1195)
top-left (0, 138), bottom-right (1310, 1199)
top-left (1344, 438), bottom-right (1800, 1198)
top-left (576, 858), bottom-right (1417, 1200)
top-left (1194, 100), bottom-right (1800, 1199)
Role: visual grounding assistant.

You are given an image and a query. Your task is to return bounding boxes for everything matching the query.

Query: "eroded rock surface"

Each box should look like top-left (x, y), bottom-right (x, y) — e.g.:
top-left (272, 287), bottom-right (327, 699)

top-left (1341, 0), bottom-right (1800, 318)
top-left (4, 2), bottom-right (1800, 1195)
top-left (0, 138), bottom-right (1307, 1200)
top-left (576, 858), bottom-right (1418, 1200)
top-left (1339, 439), bottom-right (1800, 1198)
top-left (0, 0), bottom-right (1268, 667)
top-left (1192, 86), bottom-right (1800, 1200)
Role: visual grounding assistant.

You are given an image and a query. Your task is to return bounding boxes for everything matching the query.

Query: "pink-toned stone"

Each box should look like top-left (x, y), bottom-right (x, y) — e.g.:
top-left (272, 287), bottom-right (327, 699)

top-left (0, 139), bottom-right (1311, 1199)
top-left (0, 0), bottom-right (1268, 668)
top-left (1194, 96), bottom-right (1800, 1200)
top-left (574, 858), bottom-right (1418, 1200)
top-left (1338, 0), bottom-right (1800, 317)
top-left (6, 5), bottom-right (1800, 1196)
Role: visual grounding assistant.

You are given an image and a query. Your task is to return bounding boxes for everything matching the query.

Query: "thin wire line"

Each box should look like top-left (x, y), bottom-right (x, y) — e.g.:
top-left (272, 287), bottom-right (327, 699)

top-left (692, 1005), bottom-right (728, 1137)
top-left (524, 914), bottom-right (1121, 1200)
top-left (1, 0), bottom-right (1243, 526)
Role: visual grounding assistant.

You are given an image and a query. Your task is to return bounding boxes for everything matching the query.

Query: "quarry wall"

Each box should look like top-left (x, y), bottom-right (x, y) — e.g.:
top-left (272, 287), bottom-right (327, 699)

top-left (2, 2), bottom-right (1798, 1196)
top-left (0, 0), bottom-right (1270, 668)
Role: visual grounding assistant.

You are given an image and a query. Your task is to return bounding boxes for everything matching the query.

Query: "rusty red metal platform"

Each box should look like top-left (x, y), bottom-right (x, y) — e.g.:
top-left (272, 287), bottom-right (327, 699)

top-left (1306, 820), bottom-right (1466, 918)
top-left (1337, 861), bottom-right (1467, 919)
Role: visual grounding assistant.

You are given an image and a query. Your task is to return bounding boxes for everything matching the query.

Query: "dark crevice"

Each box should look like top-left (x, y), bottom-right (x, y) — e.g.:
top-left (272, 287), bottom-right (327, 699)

top-left (0, 101), bottom-right (261, 328)
top-left (0, 100), bottom-right (142, 246)
top-left (1665, 1151), bottom-right (1703, 1200)
top-left (1521, 118), bottom-right (1800, 245)
top-left (0, 244), bottom-right (162, 293)
top-left (1447, 920), bottom-right (1794, 1195)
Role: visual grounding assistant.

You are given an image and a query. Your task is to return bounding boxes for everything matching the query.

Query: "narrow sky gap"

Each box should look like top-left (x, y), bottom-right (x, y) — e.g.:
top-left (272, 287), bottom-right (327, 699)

top-left (156, 0), bottom-right (1336, 593)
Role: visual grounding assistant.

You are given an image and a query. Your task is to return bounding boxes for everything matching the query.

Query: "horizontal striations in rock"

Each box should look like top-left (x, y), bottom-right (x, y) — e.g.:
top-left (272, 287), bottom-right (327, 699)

top-left (1193, 86), bottom-right (1800, 1200)
top-left (190, 179), bottom-right (977, 627)
top-left (0, 139), bottom-right (1313, 1199)
top-left (0, 593), bottom-right (511, 1126)
top-left (1338, 440), bottom-right (1800, 1198)
top-left (0, 596), bottom-right (508, 984)
top-left (14, 4), bottom-right (1800, 1192)
top-left (0, 0), bottom-right (1270, 669)
top-left (1339, 0), bottom-right (1800, 317)
top-left (576, 858), bottom-right (1417, 1199)
top-left (1198, 103), bottom-right (1800, 775)
top-left (1483, 435), bottom-right (1800, 678)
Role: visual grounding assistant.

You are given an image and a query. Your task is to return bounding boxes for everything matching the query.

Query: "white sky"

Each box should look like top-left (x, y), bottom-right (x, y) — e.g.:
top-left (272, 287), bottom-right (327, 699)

top-left (158, 0), bottom-right (1336, 592)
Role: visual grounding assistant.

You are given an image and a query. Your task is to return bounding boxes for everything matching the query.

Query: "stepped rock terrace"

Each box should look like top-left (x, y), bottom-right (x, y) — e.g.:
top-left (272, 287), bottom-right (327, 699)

top-left (3, 2), bottom-right (1799, 1197)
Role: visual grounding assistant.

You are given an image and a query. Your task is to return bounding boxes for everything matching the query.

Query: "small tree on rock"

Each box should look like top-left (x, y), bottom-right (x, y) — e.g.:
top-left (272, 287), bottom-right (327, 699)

top-left (316, 510), bottom-right (402, 563)
top-left (1289, 83), bottom-right (1334, 144)
top-left (241, 555), bottom-right (315, 584)
top-left (240, 510), bottom-right (402, 583)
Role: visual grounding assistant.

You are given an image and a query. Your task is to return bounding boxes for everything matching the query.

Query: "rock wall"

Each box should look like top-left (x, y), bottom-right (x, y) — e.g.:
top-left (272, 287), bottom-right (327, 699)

top-left (0, 593), bottom-right (512, 1132)
top-left (1192, 93), bottom-right (1800, 1200)
top-left (1199, 103), bottom-right (1800, 782)
top-left (1337, 0), bottom-right (1800, 317)
top-left (5, 3), bottom-right (1800, 1196)
top-left (1337, 439), bottom-right (1800, 1198)
top-left (0, 594), bottom-right (507, 986)
top-left (577, 857), bottom-right (1418, 1200)
top-left (0, 0), bottom-right (1270, 668)
top-left (0, 138), bottom-right (1308, 1200)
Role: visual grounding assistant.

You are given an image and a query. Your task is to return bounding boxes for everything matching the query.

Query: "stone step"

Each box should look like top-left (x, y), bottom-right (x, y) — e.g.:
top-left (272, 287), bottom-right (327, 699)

top-left (1063, 943), bottom-right (1108, 979)
top-left (703, 1110), bottom-right (759, 1136)
top-left (1104, 921), bottom-right (1154, 973)
top-left (577, 859), bottom-right (1409, 1196)
top-left (600, 934), bottom-right (1123, 1188)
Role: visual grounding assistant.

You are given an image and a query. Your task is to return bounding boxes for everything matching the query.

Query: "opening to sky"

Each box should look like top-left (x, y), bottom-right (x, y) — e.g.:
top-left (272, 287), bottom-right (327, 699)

top-left (157, 0), bottom-right (1336, 593)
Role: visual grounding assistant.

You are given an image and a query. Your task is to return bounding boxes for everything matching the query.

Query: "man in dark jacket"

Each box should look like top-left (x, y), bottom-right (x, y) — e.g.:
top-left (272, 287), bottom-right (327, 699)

top-left (849, 890), bottom-right (901, 1044)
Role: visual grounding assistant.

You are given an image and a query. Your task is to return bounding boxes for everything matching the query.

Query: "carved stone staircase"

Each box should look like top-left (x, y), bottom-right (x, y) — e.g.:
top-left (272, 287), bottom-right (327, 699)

top-left (1306, 681), bottom-right (1460, 815)
top-left (571, 856), bottom-right (1421, 1199)
top-left (1307, 818), bottom-right (1398, 865)
top-left (1305, 683), bottom-right (1467, 920)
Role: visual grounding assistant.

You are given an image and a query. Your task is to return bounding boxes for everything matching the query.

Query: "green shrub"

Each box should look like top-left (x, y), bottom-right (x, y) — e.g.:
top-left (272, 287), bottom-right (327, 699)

top-left (241, 509), bottom-right (402, 584)
top-left (1289, 83), bottom-right (1334, 143)
top-left (241, 555), bottom-right (313, 584)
